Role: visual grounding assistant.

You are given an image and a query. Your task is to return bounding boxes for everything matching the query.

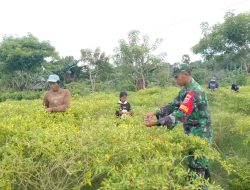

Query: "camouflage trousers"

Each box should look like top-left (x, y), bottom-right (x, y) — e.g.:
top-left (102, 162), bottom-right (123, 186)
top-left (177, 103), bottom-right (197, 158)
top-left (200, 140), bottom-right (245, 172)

top-left (185, 128), bottom-right (211, 179)
top-left (186, 125), bottom-right (212, 180)
top-left (188, 151), bottom-right (210, 179)
top-left (157, 115), bottom-right (212, 179)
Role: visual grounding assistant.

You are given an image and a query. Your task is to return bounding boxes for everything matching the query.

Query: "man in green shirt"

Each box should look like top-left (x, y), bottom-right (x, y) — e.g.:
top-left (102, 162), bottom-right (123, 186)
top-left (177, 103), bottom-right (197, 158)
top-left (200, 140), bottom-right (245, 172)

top-left (144, 65), bottom-right (212, 179)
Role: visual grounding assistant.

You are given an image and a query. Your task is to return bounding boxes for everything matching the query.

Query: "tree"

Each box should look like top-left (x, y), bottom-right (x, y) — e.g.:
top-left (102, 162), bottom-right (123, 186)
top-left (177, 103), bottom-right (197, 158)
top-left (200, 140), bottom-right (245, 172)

top-left (200, 22), bottom-right (211, 36)
top-left (0, 34), bottom-right (57, 90)
top-left (192, 12), bottom-right (250, 72)
top-left (114, 30), bottom-right (165, 90)
top-left (148, 62), bottom-right (171, 87)
top-left (80, 48), bottom-right (110, 92)
top-left (0, 34), bottom-right (57, 72)
top-left (43, 56), bottom-right (85, 84)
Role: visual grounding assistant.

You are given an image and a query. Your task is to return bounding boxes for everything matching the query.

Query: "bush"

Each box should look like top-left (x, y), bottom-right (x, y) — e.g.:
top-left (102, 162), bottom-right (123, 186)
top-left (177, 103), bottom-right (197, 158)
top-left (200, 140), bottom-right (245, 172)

top-left (0, 91), bottom-right (42, 102)
top-left (0, 89), bottom-right (227, 190)
top-left (65, 81), bottom-right (91, 96)
top-left (216, 70), bottom-right (248, 86)
top-left (192, 68), bottom-right (213, 85)
top-left (210, 86), bottom-right (250, 189)
top-left (1, 86), bottom-right (250, 189)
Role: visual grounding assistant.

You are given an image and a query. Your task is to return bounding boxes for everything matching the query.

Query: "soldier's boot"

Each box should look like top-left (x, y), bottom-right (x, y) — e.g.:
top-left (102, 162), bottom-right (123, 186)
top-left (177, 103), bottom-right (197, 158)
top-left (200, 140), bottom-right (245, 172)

top-left (188, 164), bottom-right (210, 189)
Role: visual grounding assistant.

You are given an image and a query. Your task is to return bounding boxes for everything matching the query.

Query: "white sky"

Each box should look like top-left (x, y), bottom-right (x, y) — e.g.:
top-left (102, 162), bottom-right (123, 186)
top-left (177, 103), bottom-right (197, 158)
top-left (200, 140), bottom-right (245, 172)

top-left (0, 0), bottom-right (249, 63)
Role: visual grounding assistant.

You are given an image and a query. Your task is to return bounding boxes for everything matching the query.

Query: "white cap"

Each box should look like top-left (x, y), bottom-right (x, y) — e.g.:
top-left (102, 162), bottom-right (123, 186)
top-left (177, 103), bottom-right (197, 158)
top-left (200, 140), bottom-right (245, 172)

top-left (211, 77), bottom-right (216, 81)
top-left (47, 74), bottom-right (60, 82)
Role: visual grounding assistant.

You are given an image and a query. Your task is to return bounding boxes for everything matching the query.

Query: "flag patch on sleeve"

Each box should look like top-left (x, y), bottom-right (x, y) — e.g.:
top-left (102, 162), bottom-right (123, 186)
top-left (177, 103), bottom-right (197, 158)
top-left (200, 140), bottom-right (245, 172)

top-left (179, 91), bottom-right (195, 116)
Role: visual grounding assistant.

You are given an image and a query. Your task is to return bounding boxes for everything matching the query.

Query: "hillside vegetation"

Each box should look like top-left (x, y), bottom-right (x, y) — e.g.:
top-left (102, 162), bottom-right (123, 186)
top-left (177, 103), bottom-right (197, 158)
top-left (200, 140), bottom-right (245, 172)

top-left (0, 87), bottom-right (249, 190)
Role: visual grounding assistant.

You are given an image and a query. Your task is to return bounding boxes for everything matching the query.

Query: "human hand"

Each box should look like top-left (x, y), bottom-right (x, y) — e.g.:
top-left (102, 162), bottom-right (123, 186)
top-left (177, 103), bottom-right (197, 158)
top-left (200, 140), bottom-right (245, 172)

top-left (145, 112), bottom-right (156, 119)
top-left (144, 118), bottom-right (157, 127)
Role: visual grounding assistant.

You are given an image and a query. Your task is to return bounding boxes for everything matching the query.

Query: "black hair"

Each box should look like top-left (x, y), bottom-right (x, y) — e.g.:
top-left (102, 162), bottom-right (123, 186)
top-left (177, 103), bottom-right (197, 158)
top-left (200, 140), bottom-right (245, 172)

top-left (120, 91), bottom-right (128, 98)
top-left (48, 81), bottom-right (60, 84)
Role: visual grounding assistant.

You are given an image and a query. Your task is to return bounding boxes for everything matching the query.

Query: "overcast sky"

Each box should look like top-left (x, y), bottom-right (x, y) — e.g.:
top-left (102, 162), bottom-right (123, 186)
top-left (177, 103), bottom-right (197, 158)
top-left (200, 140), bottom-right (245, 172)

top-left (0, 0), bottom-right (249, 63)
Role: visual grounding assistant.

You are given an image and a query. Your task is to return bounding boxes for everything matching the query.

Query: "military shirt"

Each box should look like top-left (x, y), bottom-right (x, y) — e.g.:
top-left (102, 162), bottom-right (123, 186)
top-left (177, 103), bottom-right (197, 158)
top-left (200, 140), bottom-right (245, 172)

top-left (156, 78), bottom-right (212, 141)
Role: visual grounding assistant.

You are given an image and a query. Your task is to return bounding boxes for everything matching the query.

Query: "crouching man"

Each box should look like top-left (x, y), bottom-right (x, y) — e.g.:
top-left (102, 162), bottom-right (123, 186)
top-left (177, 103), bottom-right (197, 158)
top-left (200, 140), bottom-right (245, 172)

top-left (144, 65), bottom-right (212, 180)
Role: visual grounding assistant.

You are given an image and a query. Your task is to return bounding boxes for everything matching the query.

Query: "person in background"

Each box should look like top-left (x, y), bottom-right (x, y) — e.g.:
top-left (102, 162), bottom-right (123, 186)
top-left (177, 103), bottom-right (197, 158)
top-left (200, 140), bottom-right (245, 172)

top-left (231, 83), bottom-right (239, 93)
top-left (208, 77), bottom-right (219, 91)
top-left (116, 91), bottom-right (132, 117)
top-left (43, 74), bottom-right (71, 113)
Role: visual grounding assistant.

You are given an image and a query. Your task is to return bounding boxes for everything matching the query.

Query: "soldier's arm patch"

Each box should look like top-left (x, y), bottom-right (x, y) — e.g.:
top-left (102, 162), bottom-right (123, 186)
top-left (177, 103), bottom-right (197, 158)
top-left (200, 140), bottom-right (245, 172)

top-left (179, 91), bottom-right (195, 116)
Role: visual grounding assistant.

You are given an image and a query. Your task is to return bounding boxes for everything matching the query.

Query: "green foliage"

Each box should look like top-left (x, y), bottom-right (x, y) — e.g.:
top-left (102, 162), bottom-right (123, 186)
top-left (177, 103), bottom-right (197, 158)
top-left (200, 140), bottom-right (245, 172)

top-left (193, 12), bottom-right (250, 72)
top-left (147, 63), bottom-right (172, 88)
top-left (218, 70), bottom-right (248, 86)
top-left (0, 88), bottom-right (227, 190)
top-left (65, 82), bottom-right (91, 96)
top-left (246, 76), bottom-right (250, 85)
top-left (1, 86), bottom-right (250, 189)
top-left (0, 34), bottom-right (57, 72)
top-left (108, 66), bottom-right (136, 91)
top-left (208, 87), bottom-right (250, 189)
top-left (0, 91), bottom-right (42, 102)
top-left (227, 157), bottom-right (250, 190)
top-left (189, 59), bottom-right (248, 86)
top-left (0, 34), bottom-right (58, 91)
top-left (43, 56), bottom-right (86, 84)
top-left (80, 48), bottom-right (111, 92)
top-left (2, 70), bottom-right (44, 91)
top-left (193, 12), bottom-right (250, 59)
top-left (191, 69), bottom-right (212, 85)
top-left (114, 30), bottom-right (168, 90)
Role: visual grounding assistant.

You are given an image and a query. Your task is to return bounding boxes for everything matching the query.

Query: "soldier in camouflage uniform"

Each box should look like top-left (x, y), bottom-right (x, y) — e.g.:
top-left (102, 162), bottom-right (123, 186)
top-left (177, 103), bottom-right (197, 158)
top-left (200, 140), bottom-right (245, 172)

top-left (144, 64), bottom-right (212, 179)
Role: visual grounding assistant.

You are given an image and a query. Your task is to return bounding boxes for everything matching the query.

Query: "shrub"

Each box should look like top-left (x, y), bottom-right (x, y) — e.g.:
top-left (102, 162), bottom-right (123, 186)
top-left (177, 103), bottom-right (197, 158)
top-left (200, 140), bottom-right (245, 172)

top-left (65, 82), bottom-right (91, 96)
top-left (0, 91), bottom-right (42, 102)
top-left (0, 89), bottom-right (227, 190)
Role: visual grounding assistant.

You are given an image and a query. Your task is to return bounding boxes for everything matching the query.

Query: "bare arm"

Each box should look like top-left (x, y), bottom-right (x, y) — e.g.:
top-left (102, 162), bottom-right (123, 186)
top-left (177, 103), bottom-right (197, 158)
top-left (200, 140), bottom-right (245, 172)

top-left (43, 93), bottom-right (49, 108)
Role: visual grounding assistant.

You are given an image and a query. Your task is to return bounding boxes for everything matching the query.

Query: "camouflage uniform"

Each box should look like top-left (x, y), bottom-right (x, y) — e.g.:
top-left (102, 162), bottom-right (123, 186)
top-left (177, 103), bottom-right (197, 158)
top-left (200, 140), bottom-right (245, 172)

top-left (156, 78), bottom-right (212, 179)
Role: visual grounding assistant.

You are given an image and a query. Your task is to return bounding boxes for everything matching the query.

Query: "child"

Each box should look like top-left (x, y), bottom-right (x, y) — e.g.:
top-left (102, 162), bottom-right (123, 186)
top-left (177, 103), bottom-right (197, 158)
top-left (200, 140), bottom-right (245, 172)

top-left (116, 91), bottom-right (132, 117)
top-left (231, 84), bottom-right (239, 93)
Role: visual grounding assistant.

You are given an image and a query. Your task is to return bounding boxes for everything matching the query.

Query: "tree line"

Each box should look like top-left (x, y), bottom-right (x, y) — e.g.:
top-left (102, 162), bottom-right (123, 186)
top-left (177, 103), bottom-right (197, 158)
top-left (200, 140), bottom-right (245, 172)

top-left (0, 11), bottom-right (249, 93)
